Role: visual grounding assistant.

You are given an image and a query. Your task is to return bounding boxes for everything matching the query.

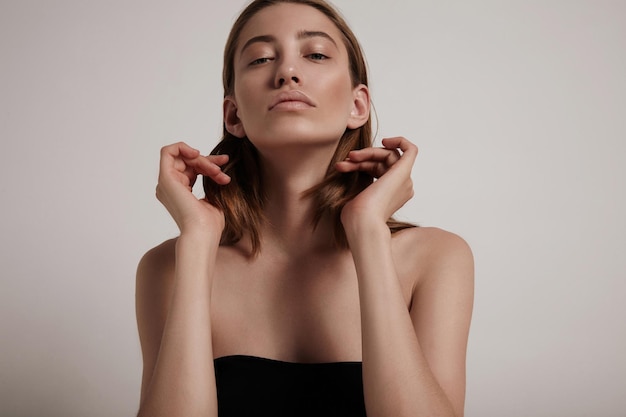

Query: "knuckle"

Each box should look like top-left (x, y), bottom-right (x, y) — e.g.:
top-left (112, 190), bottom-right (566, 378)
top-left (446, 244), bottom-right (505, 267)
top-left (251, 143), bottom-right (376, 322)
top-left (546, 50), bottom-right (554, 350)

top-left (160, 143), bottom-right (178, 156)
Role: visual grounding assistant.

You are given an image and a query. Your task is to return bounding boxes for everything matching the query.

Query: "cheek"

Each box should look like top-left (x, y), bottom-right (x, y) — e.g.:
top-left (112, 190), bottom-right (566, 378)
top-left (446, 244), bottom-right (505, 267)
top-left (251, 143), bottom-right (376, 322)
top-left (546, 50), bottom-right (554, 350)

top-left (323, 91), bottom-right (354, 120)
top-left (234, 70), bottom-right (259, 102)
top-left (324, 73), bottom-right (355, 108)
top-left (233, 84), bottom-right (257, 121)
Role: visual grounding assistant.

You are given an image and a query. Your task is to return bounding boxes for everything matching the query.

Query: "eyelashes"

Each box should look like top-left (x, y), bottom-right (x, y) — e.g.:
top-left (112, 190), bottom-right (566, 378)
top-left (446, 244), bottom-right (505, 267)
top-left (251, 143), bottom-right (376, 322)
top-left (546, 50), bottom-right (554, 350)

top-left (247, 52), bottom-right (330, 66)
top-left (248, 51), bottom-right (332, 67)
top-left (250, 57), bottom-right (273, 66)
top-left (307, 53), bottom-right (329, 61)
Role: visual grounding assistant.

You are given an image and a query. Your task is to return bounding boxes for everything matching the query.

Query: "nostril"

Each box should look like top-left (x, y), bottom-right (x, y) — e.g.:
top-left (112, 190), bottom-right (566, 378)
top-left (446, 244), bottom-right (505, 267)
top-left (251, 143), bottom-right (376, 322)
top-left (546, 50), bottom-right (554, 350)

top-left (276, 75), bottom-right (299, 87)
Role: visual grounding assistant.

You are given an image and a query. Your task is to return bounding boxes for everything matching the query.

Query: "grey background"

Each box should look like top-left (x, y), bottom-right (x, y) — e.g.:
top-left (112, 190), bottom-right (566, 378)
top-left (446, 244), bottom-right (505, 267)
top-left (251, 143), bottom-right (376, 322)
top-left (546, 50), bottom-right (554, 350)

top-left (1, 0), bottom-right (624, 416)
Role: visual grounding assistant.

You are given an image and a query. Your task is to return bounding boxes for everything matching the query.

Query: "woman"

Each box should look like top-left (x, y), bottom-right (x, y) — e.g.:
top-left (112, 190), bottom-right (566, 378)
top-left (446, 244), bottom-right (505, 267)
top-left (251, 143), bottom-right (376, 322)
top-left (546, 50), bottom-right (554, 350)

top-left (136, 1), bottom-right (474, 416)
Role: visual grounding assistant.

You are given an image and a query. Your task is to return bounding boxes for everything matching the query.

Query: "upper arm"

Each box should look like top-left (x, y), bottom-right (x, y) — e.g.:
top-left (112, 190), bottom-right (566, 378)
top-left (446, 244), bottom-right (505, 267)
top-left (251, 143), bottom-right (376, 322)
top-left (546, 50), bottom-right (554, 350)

top-left (409, 229), bottom-right (474, 417)
top-left (135, 239), bottom-right (177, 405)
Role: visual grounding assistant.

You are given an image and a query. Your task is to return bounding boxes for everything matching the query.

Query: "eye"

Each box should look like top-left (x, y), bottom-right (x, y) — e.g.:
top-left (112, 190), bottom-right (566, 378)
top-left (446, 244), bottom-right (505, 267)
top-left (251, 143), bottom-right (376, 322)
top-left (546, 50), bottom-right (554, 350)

top-left (249, 57), bottom-right (273, 66)
top-left (307, 53), bottom-right (329, 61)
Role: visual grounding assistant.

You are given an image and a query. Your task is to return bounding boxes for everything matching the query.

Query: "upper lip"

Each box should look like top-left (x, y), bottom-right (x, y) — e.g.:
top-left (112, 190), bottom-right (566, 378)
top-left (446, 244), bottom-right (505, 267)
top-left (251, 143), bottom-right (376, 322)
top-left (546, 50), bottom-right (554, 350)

top-left (268, 90), bottom-right (315, 110)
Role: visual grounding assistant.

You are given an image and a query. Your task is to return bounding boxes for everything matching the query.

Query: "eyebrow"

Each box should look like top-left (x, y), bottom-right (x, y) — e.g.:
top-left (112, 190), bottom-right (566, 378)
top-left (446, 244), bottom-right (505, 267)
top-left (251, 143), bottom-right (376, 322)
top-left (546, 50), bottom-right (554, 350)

top-left (239, 30), bottom-right (339, 56)
top-left (297, 30), bottom-right (338, 47)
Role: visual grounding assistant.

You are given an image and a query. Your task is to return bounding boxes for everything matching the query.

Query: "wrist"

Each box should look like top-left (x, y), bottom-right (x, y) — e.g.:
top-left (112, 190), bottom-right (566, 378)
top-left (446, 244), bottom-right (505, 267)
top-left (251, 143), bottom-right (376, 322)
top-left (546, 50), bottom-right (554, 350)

top-left (343, 216), bottom-right (390, 246)
top-left (179, 215), bottom-right (225, 238)
top-left (177, 227), bottom-right (222, 248)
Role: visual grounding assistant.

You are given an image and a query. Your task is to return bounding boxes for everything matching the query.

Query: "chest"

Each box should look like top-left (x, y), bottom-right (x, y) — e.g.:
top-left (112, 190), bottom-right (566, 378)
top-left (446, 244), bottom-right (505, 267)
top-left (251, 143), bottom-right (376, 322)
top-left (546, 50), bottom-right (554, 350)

top-left (210, 250), bottom-right (364, 362)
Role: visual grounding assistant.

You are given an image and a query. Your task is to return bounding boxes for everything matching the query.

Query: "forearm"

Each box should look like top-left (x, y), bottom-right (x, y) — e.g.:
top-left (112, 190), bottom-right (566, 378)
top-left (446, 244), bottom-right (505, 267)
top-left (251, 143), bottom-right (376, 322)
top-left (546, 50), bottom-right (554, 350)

top-left (346, 223), bottom-right (457, 417)
top-left (138, 232), bottom-right (220, 417)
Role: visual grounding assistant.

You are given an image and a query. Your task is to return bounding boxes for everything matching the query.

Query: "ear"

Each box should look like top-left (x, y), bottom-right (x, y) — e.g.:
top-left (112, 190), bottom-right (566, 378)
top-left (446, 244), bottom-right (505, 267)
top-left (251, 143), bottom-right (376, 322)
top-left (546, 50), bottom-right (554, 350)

top-left (223, 96), bottom-right (246, 138)
top-left (347, 84), bottom-right (370, 129)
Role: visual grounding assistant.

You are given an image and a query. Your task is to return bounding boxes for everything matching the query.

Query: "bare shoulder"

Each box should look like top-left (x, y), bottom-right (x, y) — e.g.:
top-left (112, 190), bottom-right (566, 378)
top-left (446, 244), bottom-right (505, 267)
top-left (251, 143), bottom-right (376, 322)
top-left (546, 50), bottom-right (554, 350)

top-left (391, 226), bottom-right (474, 289)
top-left (137, 238), bottom-right (177, 285)
top-left (136, 237), bottom-right (178, 327)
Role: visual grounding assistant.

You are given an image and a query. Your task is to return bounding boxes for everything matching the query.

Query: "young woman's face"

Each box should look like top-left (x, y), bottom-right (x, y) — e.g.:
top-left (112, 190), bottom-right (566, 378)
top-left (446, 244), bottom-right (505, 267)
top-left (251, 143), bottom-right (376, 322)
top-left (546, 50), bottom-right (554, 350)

top-left (225, 3), bottom-right (368, 151)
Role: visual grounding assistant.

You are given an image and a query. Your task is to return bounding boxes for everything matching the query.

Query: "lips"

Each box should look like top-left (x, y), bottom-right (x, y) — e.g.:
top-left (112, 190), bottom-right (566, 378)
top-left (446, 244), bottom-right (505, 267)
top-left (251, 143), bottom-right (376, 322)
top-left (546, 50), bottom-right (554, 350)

top-left (268, 90), bottom-right (315, 110)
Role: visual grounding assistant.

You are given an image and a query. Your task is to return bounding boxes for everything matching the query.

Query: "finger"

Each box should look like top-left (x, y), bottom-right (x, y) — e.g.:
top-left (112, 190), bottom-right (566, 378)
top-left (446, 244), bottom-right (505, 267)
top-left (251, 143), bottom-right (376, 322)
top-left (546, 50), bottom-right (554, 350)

top-left (177, 142), bottom-right (201, 159)
top-left (345, 147), bottom-right (400, 164)
top-left (160, 146), bottom-right (231, 189)
top-left (207, 154), bottom-right (229, 166)
top-left (183, 156), bottom-right (231, 185)
top-left (166, 155), bottom-right (200, 188)
top-left (339, 138), bottom-right (419, 181)
top-left (378, 137), bottom-right (418, 177)
top-left (183, 154), bottom-right (228, 176)
top-left (159, 141), bottom-right (200, 162)
top-left (159, 142), bottom-right (196, 177)
top-left (206, 171), bottom-right (231, 185)
top-left (381, 137), bottom-right (418, 159)
top-left (335, 160), bottom-right (388, 178)
top-left (202, 154), bottom-right (230, 185)
top-left (173, 154), bottom-right (229, 176)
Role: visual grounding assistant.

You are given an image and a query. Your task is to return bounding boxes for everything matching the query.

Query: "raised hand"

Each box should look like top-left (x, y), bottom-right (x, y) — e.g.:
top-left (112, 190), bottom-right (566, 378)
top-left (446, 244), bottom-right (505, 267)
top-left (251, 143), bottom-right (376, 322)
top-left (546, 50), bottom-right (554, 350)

top-left (335, 136), bottom-right (418, 230)
top-left (155, 142), bottom-right (230, 234)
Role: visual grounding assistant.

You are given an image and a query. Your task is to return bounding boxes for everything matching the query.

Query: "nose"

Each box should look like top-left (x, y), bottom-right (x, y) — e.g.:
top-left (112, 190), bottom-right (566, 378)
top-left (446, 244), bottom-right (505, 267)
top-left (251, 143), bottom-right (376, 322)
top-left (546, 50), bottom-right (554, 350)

top-left (274, 58), bottom-right (301, 88)
top-left (277, 75), bottom-right (300, 87)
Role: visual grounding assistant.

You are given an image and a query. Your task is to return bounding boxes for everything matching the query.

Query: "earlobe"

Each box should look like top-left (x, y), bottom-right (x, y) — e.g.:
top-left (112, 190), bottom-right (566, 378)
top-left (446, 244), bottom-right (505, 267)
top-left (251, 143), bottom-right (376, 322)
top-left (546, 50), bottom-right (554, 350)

top-left (223, 97), bottom-right (246, 138)
top-left (347, 84), bottom-right (370, 129)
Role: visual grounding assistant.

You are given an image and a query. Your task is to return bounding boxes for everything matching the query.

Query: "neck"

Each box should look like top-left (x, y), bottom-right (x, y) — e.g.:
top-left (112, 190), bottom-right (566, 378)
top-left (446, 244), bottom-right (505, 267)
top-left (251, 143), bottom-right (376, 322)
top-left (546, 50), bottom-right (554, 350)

top-left (256, 143), bottom-right (338, 255)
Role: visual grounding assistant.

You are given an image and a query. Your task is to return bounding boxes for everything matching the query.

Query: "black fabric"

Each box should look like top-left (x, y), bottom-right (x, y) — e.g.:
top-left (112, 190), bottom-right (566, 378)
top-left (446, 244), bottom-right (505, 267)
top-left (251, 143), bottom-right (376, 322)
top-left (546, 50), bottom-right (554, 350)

top-left (214, 355), bottom-right (367, 417)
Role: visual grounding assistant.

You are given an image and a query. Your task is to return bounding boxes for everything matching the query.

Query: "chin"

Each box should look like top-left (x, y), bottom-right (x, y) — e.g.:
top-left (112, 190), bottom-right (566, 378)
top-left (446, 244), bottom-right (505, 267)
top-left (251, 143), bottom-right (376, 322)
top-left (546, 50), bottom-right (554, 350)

top-left (247, 126), bottom-right (345, 151)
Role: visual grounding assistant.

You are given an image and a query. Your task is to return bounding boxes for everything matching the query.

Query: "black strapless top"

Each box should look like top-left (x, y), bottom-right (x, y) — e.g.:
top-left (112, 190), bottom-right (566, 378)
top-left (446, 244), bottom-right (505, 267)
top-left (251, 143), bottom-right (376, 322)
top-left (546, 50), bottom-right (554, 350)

top-left (214, 355), bottom-right (367, 416)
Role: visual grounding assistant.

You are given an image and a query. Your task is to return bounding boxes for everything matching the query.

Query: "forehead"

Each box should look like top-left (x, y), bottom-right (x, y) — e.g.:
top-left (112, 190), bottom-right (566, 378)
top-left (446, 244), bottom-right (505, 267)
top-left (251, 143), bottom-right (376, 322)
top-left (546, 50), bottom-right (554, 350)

top-left (237, 3), bottom-right (346, 51)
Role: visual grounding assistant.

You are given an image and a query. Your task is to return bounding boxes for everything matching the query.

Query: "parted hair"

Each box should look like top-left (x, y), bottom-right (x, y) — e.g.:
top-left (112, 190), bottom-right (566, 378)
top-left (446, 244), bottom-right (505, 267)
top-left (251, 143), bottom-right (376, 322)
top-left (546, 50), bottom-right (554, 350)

top-left (203, 0), bottom-right (414, 255)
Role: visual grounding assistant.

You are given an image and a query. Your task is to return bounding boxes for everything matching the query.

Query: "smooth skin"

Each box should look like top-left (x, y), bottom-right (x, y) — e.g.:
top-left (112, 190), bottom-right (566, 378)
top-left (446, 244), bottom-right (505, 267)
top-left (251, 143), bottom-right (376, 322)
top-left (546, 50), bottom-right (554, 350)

top-left (136, 4), bottom-right (473, 417)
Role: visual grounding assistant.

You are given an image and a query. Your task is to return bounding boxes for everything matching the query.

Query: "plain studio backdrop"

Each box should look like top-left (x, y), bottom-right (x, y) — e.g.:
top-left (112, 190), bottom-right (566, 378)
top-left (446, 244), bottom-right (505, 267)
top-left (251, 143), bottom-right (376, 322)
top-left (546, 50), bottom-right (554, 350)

top-left (1, 1), bottom-right (624, 416)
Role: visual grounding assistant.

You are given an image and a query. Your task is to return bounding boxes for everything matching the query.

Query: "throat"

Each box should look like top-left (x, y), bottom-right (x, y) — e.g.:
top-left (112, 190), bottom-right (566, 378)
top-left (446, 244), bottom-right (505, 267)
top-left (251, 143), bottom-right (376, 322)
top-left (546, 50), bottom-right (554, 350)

top-left (262, 213), bottom-right (338, 258)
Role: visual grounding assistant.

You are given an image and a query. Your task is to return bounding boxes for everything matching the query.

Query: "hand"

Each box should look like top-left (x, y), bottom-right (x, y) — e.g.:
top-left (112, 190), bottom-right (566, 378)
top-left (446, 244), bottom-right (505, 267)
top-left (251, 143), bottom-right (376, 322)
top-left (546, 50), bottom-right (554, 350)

top-left (335, 136), bottom-right (418, 231)
top-left (155, 142), bottom-right (230, 234)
